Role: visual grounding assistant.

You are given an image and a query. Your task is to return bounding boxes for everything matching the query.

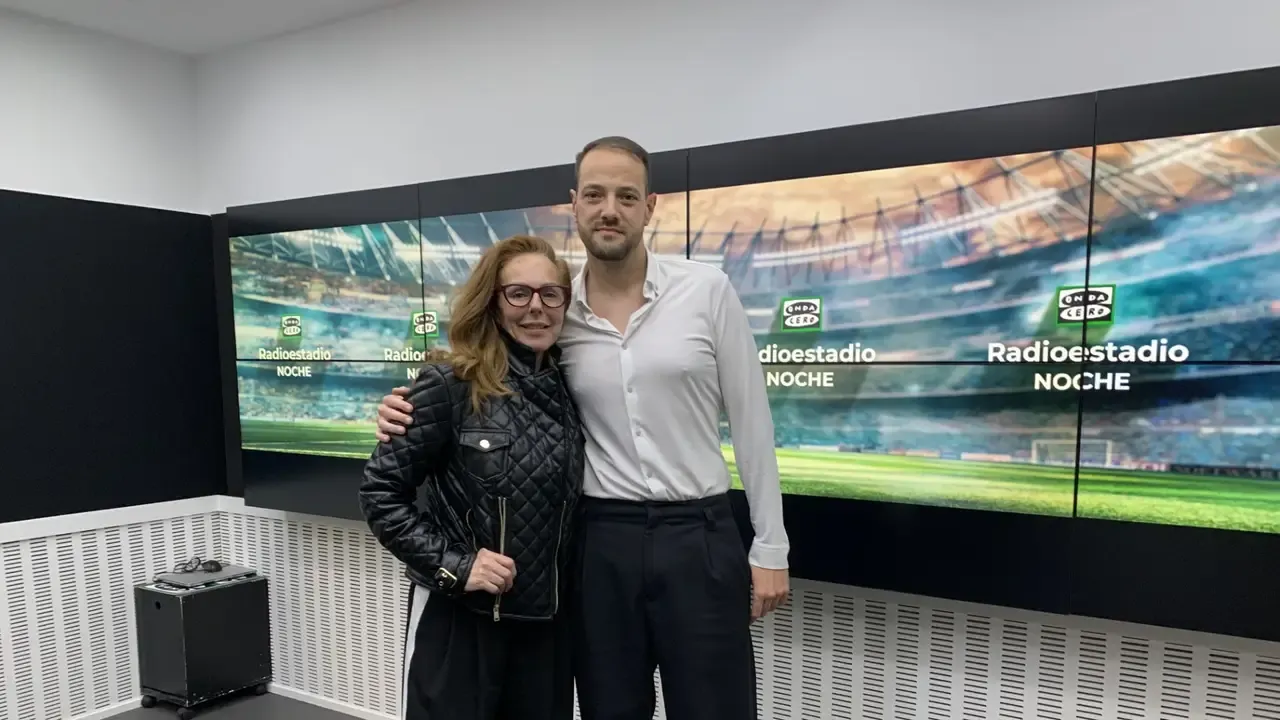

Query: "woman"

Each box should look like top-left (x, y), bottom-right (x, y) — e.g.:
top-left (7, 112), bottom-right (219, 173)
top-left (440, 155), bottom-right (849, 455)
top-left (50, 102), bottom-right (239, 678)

top-left (359, 234), bottom-right (584, 720)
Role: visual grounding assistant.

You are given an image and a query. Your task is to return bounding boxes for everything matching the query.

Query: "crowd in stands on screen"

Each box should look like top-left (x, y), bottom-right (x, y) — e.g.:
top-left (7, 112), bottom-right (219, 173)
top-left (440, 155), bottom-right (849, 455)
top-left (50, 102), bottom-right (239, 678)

top-left (731, 397), bottom-right (1276, 469)
top-left (734, 195), bottom-right (1277, 363)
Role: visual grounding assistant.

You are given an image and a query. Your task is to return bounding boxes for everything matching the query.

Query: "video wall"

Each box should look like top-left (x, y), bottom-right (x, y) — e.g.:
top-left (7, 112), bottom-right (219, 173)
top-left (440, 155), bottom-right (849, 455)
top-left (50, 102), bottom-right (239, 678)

top-left (230, 121), bottom-right (1280, 539)
top-left (704, 126), bottom-right (1280, 537)
top-left (232, 199), bottom-right (688, 456)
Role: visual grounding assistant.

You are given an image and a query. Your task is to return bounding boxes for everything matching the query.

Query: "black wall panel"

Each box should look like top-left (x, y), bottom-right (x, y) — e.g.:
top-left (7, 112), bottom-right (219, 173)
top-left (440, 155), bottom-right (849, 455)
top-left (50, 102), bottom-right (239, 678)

top-left (0, 191), bottom-right (226, 522)
top-left (212, 212), bottom-right (243, 497)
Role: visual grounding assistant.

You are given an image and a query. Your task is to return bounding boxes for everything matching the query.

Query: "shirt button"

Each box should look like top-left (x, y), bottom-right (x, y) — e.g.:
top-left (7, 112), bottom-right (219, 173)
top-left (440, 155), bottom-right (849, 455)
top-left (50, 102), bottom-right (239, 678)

top-left (634, 428), bottom-right (641, 436)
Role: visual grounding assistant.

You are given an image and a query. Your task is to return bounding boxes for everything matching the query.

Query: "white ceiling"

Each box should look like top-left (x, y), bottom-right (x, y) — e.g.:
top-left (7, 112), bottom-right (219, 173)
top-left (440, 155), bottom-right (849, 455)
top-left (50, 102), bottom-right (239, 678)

top-left (0, 0), bottom-right (410, 55)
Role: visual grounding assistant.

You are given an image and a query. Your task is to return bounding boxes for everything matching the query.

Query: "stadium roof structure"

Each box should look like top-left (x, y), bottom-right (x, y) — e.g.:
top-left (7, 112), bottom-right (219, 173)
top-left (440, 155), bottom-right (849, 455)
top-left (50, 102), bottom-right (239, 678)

top-left (1090, 127), bottom-right (1280, 226)
top-left (230, 208), bottom-right (686, 286)
top-left (231, 220), bottom-right (427, 286)
top-left (702, 127), bottom-right (1280, 299)
top-left (229, 128), bottom-right (1278, 302)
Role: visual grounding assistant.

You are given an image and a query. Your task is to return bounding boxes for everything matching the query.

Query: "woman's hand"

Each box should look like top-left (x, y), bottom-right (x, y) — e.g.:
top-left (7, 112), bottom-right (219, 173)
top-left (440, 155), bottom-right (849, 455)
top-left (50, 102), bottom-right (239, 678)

top-left (464, 549), bottom-right (516, 594)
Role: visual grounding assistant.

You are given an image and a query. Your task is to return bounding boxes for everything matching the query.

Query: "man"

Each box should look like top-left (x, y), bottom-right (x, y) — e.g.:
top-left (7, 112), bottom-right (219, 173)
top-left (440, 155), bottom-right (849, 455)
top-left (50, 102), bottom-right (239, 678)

top-left (375, 136), bottom-right (789, 720)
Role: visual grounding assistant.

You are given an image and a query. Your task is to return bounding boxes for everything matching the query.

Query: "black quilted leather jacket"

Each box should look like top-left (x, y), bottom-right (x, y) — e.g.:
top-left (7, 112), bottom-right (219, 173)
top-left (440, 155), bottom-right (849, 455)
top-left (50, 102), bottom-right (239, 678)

top-left (359, 333), bottom-right (585, 622)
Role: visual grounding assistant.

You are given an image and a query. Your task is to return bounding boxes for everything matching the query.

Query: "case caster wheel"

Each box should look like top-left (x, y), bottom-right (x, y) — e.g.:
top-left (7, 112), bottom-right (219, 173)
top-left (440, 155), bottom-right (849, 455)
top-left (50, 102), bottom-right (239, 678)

top-left (140, 696), bottom-right (157, 709)
top-left (254, 684), bottom-right (269, 696)
top-left (177, 708), bottom-right (195, 720)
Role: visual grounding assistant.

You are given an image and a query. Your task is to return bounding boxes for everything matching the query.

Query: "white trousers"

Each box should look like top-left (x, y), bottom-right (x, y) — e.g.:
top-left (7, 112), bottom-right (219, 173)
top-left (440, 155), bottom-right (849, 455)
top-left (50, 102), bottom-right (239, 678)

top-left (401, 585), bottom-right (430, 720)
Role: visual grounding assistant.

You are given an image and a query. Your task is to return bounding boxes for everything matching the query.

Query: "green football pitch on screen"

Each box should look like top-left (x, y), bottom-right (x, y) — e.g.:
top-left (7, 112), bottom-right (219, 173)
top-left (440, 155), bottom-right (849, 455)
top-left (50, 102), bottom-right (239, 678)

top-left (241, 420), bottom-right (1280, 534)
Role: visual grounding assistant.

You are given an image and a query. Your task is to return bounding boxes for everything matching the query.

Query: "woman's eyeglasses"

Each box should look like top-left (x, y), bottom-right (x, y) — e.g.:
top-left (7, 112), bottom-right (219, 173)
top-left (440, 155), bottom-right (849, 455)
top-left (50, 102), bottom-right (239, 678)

top-left (499, 284), bottom-right (570, 309)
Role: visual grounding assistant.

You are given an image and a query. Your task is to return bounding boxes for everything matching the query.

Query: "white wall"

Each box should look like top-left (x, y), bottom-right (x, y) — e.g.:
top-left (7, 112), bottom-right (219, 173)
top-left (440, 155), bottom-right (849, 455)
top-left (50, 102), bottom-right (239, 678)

top-left (196, 0), bottom-right (1280, 214)
top-left (0, 9), bottom-right (199, 213)
top-left (2, 0), bottom-right (1278, 215)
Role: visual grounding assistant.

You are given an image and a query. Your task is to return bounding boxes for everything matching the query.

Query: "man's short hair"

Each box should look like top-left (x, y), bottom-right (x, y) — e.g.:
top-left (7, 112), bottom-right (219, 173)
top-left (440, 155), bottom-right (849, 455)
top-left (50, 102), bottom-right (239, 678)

top-left (575, 136), bottom-right (651, 193)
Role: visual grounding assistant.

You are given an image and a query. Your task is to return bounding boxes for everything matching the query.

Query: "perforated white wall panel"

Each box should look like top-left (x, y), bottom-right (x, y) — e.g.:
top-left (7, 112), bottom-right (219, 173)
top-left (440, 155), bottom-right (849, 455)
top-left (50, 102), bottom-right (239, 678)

top-left (3, 498), bottom-right (1280, 720)
top-left (215, 509), bottom-right (410, 720)
top-left (747, 594), bottom-right (1280, 720)
top-left (0, 505), bottom-right (223, 720)
top-left (222, 501), bottom-right (1280, 720)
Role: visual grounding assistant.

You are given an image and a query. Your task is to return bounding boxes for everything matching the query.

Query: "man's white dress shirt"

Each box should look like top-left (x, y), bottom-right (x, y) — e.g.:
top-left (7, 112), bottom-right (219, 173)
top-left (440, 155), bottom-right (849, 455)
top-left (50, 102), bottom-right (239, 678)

top-left (557, 250), bottom-right (790, 570)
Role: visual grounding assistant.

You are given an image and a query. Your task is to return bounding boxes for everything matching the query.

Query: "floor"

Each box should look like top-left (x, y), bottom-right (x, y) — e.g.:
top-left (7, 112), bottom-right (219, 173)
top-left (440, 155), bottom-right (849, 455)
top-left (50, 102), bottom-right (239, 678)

top-left (117, 693), bottom-right (352, 720)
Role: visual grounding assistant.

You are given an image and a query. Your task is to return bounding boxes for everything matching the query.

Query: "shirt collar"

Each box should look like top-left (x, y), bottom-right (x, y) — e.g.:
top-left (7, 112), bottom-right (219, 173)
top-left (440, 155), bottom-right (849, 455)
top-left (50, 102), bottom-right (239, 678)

top-left (571, 246), bottom-right (664, 313)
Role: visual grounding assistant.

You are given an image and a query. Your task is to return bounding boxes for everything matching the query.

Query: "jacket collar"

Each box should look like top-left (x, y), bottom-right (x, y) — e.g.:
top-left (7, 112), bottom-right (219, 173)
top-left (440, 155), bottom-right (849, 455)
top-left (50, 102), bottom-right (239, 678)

top-left (500, 327), bottom-right (560, 376)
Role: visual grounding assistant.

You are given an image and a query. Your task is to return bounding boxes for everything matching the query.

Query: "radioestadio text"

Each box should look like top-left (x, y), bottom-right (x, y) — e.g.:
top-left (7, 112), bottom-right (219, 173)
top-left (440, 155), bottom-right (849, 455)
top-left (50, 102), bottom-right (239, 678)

top-left (989, 339), bottom-right (1188, 363)
top-left (758, 343), bottom-right (876, 364)
top-left (258, 347), bottom-right (333, 361)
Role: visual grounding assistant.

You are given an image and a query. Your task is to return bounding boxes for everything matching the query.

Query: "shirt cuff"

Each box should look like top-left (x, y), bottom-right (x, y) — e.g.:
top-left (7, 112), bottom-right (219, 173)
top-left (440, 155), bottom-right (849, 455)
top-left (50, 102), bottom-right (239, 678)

top-left (748, 540), bottom-right (790, 570)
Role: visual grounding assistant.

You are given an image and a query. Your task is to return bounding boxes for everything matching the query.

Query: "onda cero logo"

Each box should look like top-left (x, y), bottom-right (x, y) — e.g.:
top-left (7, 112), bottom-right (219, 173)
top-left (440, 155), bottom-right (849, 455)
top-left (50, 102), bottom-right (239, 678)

top-left (1055, 285), bottom-right (1116, 325)
top-left (279, 315), bottom-right (303, 337)
top-left (778, 297), bottom-right (823, 333)
top-left (412, 311), bottom-right (439, 338)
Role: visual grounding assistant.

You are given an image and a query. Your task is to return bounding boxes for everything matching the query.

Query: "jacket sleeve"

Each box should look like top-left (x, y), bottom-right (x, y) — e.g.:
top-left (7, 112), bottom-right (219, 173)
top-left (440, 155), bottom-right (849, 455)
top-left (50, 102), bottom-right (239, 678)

top-left (359, 365), bottom-right (475, 596)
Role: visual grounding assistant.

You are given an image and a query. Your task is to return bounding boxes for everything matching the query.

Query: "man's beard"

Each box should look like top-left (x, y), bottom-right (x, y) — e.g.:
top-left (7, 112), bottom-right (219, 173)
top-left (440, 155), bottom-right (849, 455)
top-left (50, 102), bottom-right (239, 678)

top-left (579, 225), bottom-right (636, 262)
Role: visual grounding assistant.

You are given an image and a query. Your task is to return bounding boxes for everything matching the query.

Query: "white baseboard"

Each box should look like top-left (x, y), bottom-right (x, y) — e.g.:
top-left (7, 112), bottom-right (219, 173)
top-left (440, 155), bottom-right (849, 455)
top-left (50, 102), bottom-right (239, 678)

top-left (77, 698), bottom-right (145, 720)
top-left (0, 495), bottom-right (219, 544)
top-left (268, 684), bottom-right (396, 720)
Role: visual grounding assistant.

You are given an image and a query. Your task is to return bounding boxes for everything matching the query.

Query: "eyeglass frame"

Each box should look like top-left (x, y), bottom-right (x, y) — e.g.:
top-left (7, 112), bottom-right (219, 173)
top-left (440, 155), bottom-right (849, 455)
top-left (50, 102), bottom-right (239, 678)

top-left (497, 283), bottom-right (572, 309)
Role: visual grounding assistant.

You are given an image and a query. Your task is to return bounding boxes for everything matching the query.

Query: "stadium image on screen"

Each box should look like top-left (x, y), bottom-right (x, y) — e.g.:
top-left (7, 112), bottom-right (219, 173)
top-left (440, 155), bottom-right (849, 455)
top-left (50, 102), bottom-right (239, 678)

top-left (700, 125), bottom-right (1280, 532)
top-left (692, 146), bottom-right (1100, 515)
top-left (1080, 126), bottom-right (1280, 362)
top-left (230, 220), bottom-right (429, 362)
top-left (1075, 364), bottom-right (1280, 533)
top-left (1070, 125), bottom-right (1280, 533)
top-left (238, 360), bottom-right (422, 456)
top-left (235, 198), bottom-right (689, 460)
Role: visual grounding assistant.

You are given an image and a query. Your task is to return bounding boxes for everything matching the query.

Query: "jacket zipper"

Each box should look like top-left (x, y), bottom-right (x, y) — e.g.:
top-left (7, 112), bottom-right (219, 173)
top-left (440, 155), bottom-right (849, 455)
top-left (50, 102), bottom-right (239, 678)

top-left (552, 402), bottom-right (575, 617)
top-left (493, 497), bottom-right (508, 622)
top-left (552, 501), bottom-right (567, 614)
